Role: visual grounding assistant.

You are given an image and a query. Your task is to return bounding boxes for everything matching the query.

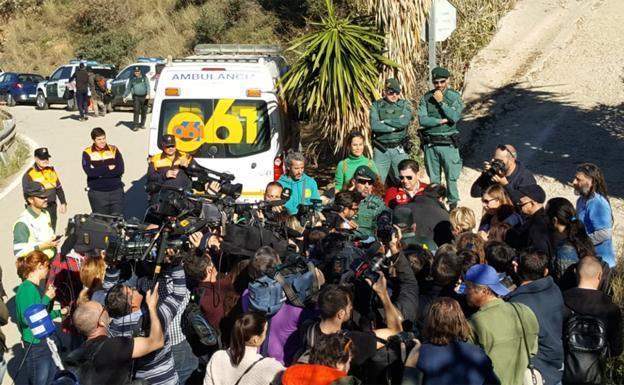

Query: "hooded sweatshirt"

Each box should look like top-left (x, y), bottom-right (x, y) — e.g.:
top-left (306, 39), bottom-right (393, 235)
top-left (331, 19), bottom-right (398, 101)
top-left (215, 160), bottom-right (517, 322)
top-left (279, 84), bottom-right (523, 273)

top-left (278, 173), bottom-right (321, 216)
top-left (507, 276), bottom-right (564, 385)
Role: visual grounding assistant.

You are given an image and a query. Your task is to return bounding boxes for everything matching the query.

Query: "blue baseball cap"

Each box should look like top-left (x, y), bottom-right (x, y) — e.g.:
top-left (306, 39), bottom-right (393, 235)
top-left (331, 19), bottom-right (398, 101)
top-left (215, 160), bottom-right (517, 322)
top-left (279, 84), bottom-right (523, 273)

top-left (465, 264), bottom-right (509, 296)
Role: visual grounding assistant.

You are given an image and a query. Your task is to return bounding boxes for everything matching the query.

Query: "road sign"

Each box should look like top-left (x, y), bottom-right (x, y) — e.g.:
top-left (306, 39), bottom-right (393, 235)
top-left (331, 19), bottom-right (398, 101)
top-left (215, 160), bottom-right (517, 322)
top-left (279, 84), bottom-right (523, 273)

top-left (421, 0), bottom-right (457, 42)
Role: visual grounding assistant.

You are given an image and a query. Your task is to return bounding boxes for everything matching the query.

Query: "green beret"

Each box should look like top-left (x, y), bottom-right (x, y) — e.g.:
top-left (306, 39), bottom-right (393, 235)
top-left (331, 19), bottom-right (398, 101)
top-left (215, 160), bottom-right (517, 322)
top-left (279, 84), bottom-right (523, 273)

top-left (385, 78), bottom-right (401, 93)
top-left (431, 67), bottom-right (450, 79)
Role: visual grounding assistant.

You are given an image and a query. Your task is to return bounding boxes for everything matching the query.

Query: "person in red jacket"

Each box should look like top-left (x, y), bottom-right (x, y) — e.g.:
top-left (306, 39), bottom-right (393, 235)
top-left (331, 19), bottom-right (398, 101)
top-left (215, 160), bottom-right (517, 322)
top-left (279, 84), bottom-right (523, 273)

top-left (384, 159), bottom-right (428, 209)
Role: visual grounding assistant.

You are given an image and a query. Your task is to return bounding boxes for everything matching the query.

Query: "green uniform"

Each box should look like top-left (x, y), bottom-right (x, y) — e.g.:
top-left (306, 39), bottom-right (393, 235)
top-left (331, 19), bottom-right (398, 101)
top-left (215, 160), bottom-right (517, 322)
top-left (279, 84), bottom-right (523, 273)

top-left (417, 88), bottom-right (464, 205)
top-left (354, 194), bottom-right (388, 238)
top-left (370, 98), bottom-right (412, 183)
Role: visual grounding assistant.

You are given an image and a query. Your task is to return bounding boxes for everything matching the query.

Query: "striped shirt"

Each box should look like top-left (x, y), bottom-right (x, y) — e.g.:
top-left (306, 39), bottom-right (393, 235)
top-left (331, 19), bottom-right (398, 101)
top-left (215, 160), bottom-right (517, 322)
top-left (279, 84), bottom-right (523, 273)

top-left (106, 264), bottom-right (186, 385)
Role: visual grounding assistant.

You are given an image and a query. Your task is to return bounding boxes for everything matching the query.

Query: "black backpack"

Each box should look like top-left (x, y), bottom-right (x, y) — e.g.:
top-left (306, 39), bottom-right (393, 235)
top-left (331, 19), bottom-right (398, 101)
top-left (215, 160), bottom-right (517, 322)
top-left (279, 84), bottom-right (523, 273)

top-left (563, 313), bottom-right (608, 384)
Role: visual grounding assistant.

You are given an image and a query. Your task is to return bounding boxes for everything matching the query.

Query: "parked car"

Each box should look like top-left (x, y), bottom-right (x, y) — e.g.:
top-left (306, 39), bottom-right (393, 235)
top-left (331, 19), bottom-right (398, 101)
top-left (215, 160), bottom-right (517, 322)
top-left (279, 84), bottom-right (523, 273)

top-left (110, 57), bottom-right (165, 110)
top-left (0, 72), bottom-right (44, 106)
top-left (35, 60), bottom-right (117, 110)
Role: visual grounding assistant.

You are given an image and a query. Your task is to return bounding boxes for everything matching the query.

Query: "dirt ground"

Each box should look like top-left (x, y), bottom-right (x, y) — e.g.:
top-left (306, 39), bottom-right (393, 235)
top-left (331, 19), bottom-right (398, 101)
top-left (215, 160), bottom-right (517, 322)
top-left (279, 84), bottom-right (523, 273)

top-left (456, 0), bottom-right (624, 251)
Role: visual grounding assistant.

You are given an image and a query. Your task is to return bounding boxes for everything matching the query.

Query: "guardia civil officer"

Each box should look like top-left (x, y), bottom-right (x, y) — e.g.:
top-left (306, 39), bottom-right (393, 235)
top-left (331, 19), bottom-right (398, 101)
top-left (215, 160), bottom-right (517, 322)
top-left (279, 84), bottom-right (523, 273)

top-left (417, 67), bottom-right (464, 209)
top-left (82, 127), bottom-right (125, 215)
top-left (370, 78), bottom-right (413, 185)
top-left (22, 147), bottom-right (67, 230)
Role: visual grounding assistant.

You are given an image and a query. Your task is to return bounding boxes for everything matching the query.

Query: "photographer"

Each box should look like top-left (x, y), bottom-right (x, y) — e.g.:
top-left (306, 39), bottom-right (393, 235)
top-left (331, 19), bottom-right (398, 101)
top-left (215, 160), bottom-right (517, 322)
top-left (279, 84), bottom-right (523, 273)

top-left (470, 144), bottom-right (536, 198)
top-left (103, 255), bottom-right (187, 385)
top-left (325, 191), bottom-right (363, 233)
top-left (278, 152), bottom-right (321, 216)
top-left (146, 134), bottom-right (221, 200)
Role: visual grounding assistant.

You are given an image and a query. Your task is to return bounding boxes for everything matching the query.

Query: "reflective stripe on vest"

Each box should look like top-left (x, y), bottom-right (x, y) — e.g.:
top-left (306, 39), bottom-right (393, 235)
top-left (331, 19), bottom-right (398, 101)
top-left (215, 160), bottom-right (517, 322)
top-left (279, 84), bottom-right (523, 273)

top-left (150, 152), bottom-right (192, 170)
top-left (13, 210), bottom-right (55, 258)
top-left (27, 167), bottom-right (58, 190)
top-left (84, 145), bottom-right (117, 162)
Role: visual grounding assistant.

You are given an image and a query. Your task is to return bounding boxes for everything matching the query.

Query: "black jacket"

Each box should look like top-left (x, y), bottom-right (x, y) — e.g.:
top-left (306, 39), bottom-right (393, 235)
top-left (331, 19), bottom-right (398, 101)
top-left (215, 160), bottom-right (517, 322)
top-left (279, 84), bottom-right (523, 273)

top-left (563, 287), bottom-right (623, 357)
top-left (505, 208), bottom-right (554, 259)
top-left (507, 277), bottom-right (564, 385)
top-left (71, 68), bottom-right (90, 92)
top-left (389, 253), bottom-right (419, 327)
top-left (402, 196), bottom-right (453, 246)
top-left (470, 161), bottom-right (536, 198)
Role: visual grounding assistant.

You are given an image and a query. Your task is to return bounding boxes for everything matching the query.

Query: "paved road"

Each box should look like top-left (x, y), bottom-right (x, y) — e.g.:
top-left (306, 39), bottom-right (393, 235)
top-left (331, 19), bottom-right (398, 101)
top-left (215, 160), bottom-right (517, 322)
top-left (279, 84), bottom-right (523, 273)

top-left (0, 105), bottom-right (150, 384)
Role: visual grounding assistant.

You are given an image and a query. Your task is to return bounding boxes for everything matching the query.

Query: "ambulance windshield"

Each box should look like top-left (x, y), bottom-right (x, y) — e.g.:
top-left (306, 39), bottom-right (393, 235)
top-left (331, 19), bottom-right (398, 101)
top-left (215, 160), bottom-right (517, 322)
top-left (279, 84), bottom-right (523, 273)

top-left (158, 99), bottom-right (271, 158)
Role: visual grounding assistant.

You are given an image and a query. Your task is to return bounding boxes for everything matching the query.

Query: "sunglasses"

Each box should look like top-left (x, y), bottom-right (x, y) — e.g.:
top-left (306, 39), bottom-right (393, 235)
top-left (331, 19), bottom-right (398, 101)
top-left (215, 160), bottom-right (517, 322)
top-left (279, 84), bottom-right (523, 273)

top-left (356, 178), bottom-right (373, 185)
top-left (164, 144), bottom-right (175, 149)
top-left (482, 197), bottom-right (498, 204)
top-left (516, 200), bottom-right (532, 208)
top-left (386, 90), bottom-right (400, 95)
top-left (399, 175), bottom-right (413, 180)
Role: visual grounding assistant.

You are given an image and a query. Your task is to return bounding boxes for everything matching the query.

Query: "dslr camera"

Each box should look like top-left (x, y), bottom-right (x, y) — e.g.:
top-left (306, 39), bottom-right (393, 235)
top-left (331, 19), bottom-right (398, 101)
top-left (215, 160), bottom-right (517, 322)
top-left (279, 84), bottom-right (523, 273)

top-left (485, 159), bottom-right (507, 178)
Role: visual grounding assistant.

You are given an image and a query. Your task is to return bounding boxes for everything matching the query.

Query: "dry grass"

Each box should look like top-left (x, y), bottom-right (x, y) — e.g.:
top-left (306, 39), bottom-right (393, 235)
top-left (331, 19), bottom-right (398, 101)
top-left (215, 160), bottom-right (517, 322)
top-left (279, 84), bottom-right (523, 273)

top-left (0, 136), bottom-right (30, 183)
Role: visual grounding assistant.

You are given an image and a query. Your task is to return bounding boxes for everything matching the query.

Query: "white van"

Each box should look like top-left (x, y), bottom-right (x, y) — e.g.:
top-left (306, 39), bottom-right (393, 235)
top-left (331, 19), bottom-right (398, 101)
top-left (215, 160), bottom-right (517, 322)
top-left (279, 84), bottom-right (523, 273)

top-left (148, 44), bottom-right (297, 201)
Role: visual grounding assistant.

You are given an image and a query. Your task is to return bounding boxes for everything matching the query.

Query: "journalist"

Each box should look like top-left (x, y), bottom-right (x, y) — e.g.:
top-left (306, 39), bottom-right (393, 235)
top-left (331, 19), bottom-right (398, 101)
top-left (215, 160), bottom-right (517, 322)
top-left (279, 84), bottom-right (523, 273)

top-left (278, 152), bottom-right (321, 216)
top-left (470, 144), bottom-right (536, 198)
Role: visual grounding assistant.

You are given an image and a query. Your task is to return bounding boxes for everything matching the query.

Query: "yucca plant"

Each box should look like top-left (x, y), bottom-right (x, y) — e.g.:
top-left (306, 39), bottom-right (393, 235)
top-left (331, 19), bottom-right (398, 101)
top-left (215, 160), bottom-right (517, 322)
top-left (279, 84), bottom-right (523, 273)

top-left (279, 0), bottom-right (397, 156)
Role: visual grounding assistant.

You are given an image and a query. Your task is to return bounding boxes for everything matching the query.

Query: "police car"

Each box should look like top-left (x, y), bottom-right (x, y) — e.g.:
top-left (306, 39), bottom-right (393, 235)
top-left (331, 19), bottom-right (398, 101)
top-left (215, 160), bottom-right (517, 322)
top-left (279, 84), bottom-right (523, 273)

top-left (35, 60), bottom-right (117, 110)
top-left (149, 44), bottom-right (299, 202)
top-left (110, 57), bottom-right (166, 110)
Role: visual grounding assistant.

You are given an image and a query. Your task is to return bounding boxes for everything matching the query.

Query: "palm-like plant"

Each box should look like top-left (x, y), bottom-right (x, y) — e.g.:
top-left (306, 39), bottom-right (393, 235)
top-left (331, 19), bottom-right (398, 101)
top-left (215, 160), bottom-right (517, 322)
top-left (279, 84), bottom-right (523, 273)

top-left (361, 0), bottom-right (430, 99)
top-left (279, 0), bottom-right (397, 156)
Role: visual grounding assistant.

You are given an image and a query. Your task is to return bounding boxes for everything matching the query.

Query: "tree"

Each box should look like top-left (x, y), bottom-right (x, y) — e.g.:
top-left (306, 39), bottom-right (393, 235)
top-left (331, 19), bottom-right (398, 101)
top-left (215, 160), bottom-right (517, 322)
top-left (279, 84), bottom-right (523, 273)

top-left (280, 0), bottom-right (397, 155)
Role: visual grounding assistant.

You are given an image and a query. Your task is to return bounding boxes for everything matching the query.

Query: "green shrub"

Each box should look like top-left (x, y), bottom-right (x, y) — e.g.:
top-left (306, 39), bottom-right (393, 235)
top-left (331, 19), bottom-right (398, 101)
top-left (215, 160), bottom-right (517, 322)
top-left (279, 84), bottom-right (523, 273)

top-left (70, 0), bottom-right (136, 35)
top-left (74, 31), bottom-right (137, 66)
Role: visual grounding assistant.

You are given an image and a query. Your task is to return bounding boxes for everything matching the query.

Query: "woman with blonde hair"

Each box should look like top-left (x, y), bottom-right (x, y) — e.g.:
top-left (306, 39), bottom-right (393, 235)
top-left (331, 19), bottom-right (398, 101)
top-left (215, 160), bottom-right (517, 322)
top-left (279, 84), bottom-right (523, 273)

top-left (77, 256), bottom-right (107, 305)
top-left (449, 207), bottom-right (477, 237)
top-left (478, 184), bottom-right (522, 238)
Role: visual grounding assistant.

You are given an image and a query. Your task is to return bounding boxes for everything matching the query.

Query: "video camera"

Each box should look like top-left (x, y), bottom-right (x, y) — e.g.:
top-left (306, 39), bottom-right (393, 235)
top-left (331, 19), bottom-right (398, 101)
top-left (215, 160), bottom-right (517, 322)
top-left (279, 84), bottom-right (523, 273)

top-left (297, 198), bottom-right (323, 228)
top-left (187, 163), bottom-right (242, 199)
top-left (376, 210), bottom-right (395, 244)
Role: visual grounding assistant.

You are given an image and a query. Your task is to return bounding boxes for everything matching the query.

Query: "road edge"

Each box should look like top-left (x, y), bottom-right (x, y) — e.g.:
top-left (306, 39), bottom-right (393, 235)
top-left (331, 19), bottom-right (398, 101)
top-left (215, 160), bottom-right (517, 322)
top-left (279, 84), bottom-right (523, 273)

top-left (0, 133), bottom-right (38, 201)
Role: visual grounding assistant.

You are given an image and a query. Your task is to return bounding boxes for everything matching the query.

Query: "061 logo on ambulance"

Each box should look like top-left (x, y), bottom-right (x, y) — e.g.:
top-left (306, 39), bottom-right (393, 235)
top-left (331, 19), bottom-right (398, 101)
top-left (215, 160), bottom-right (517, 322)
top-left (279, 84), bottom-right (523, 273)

top-left (167, 99), bottom-right (259, 153)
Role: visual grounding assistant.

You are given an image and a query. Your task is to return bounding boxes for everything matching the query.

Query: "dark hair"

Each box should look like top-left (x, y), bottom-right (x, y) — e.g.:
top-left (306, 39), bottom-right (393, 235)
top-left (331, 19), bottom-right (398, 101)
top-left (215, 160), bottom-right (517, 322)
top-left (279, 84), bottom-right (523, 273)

top-left (546, 197), bottom-right (595, 258)
top-left (405, 245), bottom-right (434, 279)
top-left (248, 246), bottom-right (279, 280)
top-left (345, 176), bottom-right (386, 197)
top-left (517, 248), bottom-right (548, 281)
top-left (347, 131), bottom-right (365, 147)
top-left (229, 312), bottom-right (267, 366)
top-left (458, 249), bottom-right (480, 275)
top-left (90, 127), bottom-right (106, 140)
top-left (488, 222), bottom-right (512, 242)
top-left (183, 255), bottom-right (211, 282)
top-left (455, 232), bottom-right (485, 262)
top-left (309, 332), bottom-right (352, 369)
top-left (424, 183), bottom-right (446, 200)
top-left (318, 284), bottom-right (352, 319)
top-left (398, 159), bottom-right (420, 174)
top-left (15, 250), bottom-right (49, 280)
top-left (423, 297), bottom-right (470, 345)
top-left (576, 163), bottom-right (609, 198)
top-left (485, 240), bottom-right (515, 273)
top-left (335, 190), bottom-right (363, 210)
top-left (432, 250), bottom-right (462, 286)
top-left (105, 284), bottom-right (132, 318)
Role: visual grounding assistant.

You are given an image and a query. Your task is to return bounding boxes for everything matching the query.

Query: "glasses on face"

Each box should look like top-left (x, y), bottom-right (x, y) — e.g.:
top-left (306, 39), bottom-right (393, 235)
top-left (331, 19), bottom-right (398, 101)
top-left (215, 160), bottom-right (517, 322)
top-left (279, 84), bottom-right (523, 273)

top-left (386, 90), bottom-right (400, 96)
top-left (482, 197), bottom-right (498, 205)
top-left (433, 79), bottom-right (446, 85)
top-left (356, 179), bottom-right (373, 186)
top-left (399, 175), bottom-right (413, 181)
top-left (516, 200), bottom-right (532, 208)
top-left (164, 145), bottom-right (175, 149)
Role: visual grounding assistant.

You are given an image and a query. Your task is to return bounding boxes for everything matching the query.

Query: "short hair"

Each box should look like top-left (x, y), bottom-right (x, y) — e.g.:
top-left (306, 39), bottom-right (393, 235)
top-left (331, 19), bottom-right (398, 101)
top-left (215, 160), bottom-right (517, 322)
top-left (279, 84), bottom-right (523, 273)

top-left (577, 255), bottom-right (603, 281)
top-left (73, 301), bottom-right (103, 336)
top-left (449, 207), bottom-right (476, 233)
top-left (398, 159), bottom-right (420, 174)
top-left (91, 127), bottom-right (106, 140)
top-left (105, 284), bottom-right (132, 318)
top-left (485, 240), bottom-right (515, 273)
top-left (248, 246), bottom-right (279, 280)
top-left (265, 181), bottom-right (283, 192)
top-left (183, 255), bottom-right (211, 282)
top-left (458, 248), bottom-right (480, 274)
top-left (15, 251), bottom-right (50, 280)
top-left (423, 297), bottom-right (470, 345)
top-left (309, 332), bottom-right (352, 369)
top-left (517, 248), bottom-right (548, 281)
top-left (432, 250), bottom-right (462, 286)
top-left (334, 190), bottom-right (363, 210)
top-left (496, 144), bottom-right (517, 160)
top-left (318, 284), bottom-right (353, 319)
top-left (285, 152), bottom-right (306, 169)
top-left (424, 183), bottom-right (446, 200)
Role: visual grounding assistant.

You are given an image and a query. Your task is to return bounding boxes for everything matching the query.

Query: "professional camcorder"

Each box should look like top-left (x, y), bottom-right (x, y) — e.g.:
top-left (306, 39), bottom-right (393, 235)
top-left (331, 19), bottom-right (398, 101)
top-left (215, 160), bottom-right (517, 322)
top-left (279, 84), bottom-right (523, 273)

top-left (187, 163), bottom-right (242, 199)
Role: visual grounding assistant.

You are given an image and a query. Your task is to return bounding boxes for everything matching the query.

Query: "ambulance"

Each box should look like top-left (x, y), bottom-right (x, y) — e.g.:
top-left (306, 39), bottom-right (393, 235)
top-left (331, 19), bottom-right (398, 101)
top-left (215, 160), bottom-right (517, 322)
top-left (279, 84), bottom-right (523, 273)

top-left (148, 44), bottom-right (297, 201)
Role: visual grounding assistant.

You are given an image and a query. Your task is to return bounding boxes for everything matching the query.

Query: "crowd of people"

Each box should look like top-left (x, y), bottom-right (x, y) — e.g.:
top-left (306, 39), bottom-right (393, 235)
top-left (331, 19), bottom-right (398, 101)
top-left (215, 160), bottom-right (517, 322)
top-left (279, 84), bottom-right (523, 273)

top-left (4, 67), bottom-right (622, 385)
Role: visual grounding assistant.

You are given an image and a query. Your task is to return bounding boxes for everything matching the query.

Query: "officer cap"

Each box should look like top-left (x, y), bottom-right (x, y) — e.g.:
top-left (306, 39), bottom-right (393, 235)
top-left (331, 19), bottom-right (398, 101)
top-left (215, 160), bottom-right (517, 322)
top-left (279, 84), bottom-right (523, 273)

top-left (34, 147), bottom-right (51, 159)
top-left (24, 182), bottom-right (47, 198)
top-left (134, 66), bottom-right (141, 72)
top-left (432, 67), bottom-right (450, 80)
top-left (162, 134), bottom-right (176, 147)
top-left (510, 184), bottom-right (546, 205)
top-left (392, 206), bottom-right (414, 228)
top-left (385, 78), bottom-right (401, 93)
top-left (354, 165), bottom-right (376, 181)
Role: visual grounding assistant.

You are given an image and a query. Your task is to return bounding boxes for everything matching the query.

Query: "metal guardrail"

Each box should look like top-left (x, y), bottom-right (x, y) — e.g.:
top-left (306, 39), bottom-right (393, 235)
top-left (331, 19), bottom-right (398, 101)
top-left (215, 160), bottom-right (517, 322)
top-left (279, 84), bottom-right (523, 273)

top-left (0, 109), bottom-right (17, 156)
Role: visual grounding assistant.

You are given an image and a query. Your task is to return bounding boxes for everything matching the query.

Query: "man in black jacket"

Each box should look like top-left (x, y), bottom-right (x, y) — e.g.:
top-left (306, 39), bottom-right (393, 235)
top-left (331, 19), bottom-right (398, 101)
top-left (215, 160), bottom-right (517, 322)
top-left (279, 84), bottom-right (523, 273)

top-left (505, 184), bottom-right (554, 259)
top-left (70, 63), bottom-right (90, 121)
top-left (470, 144), bottom-right (536, 198)
top-left (403, 184), bottom-right (453, 247)
top-left (507, 249), bottom-right (564, 385)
